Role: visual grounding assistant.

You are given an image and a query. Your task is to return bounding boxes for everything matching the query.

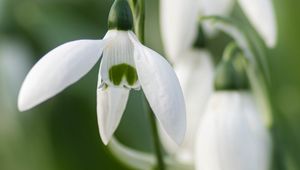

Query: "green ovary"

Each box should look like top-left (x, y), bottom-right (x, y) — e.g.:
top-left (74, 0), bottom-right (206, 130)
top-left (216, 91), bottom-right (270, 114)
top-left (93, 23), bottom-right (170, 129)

top-left (109, 63), bottom-right (138, 86)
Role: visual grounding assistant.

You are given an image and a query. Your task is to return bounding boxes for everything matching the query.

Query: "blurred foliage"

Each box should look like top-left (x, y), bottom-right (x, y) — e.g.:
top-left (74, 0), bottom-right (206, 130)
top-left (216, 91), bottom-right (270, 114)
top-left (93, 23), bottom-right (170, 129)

top-left (1, 0), bottom-right (300, 170)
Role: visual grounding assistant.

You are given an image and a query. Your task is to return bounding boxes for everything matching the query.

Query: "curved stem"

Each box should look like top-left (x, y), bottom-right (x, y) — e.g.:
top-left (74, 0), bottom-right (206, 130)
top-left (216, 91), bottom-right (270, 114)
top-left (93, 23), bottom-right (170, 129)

top-left (129, 0), bottom-right (145, 43)
top-left (136, 0), bottom-right (145, 43)
top-left (148, 107), bottom-right (166, 170)
top-left (139, 92), bottom-right (165, 170)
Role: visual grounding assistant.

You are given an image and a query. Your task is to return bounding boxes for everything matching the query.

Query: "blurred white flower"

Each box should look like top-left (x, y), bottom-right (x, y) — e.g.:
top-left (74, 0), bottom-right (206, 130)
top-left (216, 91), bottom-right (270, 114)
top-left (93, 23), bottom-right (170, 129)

top-left (159, 0), bottom-right (276, 162)
top-left (195, 91), bottom-right (272, 170)
top-left (18, 0), bottom-right (186, 146)
top-left (160, 0), bottom-right (277, 60)
top-left (160, 0), bottom-right (234, 62)
top-left (159, 49), bottom-right (214, 164)
top-left (160, 0), bottom-right (216, 164)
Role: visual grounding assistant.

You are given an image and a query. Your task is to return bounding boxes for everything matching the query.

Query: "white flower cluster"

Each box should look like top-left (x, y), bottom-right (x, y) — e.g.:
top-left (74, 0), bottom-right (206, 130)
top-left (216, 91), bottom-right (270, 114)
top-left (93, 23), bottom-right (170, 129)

top-left (160, 0), bottom-right (276, 169)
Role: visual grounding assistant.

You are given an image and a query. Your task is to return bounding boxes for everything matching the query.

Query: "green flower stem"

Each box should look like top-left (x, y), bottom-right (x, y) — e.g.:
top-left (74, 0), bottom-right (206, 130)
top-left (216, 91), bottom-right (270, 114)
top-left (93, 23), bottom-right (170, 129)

top-left (129, 0), bottom-right (145, 43)
top-left (148, 106), bottom-right (166, 170)
top-left (140, 92), bottom-right (165, 170)
top-left (130, 0), bottom-right (165, 169)
top-left (136, 0), bottom-right (145, 43)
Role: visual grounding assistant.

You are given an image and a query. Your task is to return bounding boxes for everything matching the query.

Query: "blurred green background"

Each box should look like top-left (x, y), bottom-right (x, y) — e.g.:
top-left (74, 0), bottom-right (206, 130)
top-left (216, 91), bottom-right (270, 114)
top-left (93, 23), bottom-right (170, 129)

top-left (0, 0), bottom-right (300, 170)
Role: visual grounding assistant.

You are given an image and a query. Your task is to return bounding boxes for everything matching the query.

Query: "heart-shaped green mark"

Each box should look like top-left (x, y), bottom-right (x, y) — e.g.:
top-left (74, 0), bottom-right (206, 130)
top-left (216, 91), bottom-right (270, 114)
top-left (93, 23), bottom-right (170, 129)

top-left (109, 63), bottom-right (138, 86)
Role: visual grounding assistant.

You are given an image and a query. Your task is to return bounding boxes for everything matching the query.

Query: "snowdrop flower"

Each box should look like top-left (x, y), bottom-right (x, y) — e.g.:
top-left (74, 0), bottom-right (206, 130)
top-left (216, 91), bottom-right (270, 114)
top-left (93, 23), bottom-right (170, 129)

top-left (195, 44), bottom-right (272, 170)
top-left (159, 49), bottom-right (214, 164)
top-left (160, 0), bottom-right (215, 164)
top-left (18, 0), bottom-right (186, 145)
top-left (160, 0), bottom-right (277, 62)
top-left (195, 91), bottom-right (272, 170)
top-left (160, 0), bottom-right (234, 62)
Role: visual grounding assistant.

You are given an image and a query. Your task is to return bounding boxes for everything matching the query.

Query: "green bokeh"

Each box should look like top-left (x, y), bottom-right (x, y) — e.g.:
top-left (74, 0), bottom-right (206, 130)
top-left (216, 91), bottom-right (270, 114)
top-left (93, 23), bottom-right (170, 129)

top-left (1, 0), bottom-right (300, 169)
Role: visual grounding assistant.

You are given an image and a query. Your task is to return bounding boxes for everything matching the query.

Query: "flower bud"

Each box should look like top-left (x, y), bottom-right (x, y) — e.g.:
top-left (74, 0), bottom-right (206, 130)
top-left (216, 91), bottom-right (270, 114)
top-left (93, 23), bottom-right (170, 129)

top-left (214, 43), bottom-right (249, 90)
top-left (108, 0), bottom-right (134, 31)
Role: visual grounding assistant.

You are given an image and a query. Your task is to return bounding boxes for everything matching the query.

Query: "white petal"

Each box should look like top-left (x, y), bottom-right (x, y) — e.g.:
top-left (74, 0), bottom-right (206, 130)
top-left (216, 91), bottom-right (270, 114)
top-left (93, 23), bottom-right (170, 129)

top-left (129, 32), bottom-right (186, 145)
top-left (238, 0), bottom-right (277, 47)
top-left (196, 91), bottom-right (272, 170)
top-left (18, 39), bottom-right (105, 111)
top-left (97, 86), bottom-right (129, 145)
top-left (158, 49), bottom-right (214, 163)
top-left (199, 0), bottom-right (235, 37)
top-left (160, 0), bottom-right (199, 62)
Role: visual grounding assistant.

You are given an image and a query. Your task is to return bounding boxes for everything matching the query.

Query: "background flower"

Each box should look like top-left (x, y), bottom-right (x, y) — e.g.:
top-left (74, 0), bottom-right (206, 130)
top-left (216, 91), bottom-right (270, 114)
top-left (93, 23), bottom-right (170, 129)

top-left (196, 92), bottom-right (272, 170)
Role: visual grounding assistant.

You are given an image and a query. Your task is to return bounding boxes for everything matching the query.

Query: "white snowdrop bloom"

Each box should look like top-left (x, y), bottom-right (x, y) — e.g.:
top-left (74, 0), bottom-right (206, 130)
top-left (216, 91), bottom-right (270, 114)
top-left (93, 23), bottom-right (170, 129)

top-left (159, 49), bottom-right (214, 164)
top-left (160, 0), bottom-right (277, 61)
top-left (160, 0), bottom-right (235, 61)
top-left (195, 91), bottom-right (272, 170)
top-left (18, 0), bottom-right (186, 145)
top-left (195, 45), bottom-right (272, 170)
top-left (160, 0), bottom-right (217, 165)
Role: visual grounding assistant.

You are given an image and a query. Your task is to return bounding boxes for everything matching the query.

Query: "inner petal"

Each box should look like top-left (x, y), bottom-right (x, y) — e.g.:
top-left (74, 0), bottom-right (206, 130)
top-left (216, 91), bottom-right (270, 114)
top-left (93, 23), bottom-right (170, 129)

top-left (100, 31), bottom-right (139, 89)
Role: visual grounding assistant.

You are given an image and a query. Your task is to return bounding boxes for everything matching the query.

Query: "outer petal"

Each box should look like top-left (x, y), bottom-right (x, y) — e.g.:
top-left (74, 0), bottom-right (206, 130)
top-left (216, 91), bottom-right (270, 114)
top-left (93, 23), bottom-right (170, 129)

top-left (238, 0), bottom-right (277, 47)
top-left (129, 32), bottom-right (186, 145)
top-left (160, 0), bottom-right (199, 62)
top-left (158, 49), bottom-right (214, 163)
top-left (18, 39), bottom-right (105, 111)
top-left (97, 86), bottom-right (129, 145)
top-left (195, 92), bottom-right (272, 170)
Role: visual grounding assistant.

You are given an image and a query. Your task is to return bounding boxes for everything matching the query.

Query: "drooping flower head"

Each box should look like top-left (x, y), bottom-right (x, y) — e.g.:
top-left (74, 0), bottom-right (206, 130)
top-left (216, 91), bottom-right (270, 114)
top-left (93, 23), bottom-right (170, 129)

top-left (195, 43), bottom-right (272, 170)
top-left (160, 0), bottom-right (277, 62)
top-left (18, 0), bottom-right (186, 145)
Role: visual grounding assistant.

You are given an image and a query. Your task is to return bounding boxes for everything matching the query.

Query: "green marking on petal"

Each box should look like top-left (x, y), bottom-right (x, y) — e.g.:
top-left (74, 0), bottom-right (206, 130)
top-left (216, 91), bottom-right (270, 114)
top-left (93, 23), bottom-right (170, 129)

top-left (109, 63), bottom-right (138, 86)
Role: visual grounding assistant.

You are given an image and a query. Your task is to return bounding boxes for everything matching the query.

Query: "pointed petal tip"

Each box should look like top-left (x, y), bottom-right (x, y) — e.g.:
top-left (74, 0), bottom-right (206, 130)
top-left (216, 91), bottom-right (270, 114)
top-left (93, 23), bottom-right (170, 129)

top-left (17, 102), bottom-right (27, 112)
top-left (17, 83), bottom-right (47, 112)
top-left (17, 92), bottom-right (33, 112)
top-left (157, 110), bottom-right (186, 146)
top-left (100, 133), bottom-right (111, 146)
top-left (96, 86), bottom-right (129, 147)
top-left (267, 35), bottom-right (277, 48)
